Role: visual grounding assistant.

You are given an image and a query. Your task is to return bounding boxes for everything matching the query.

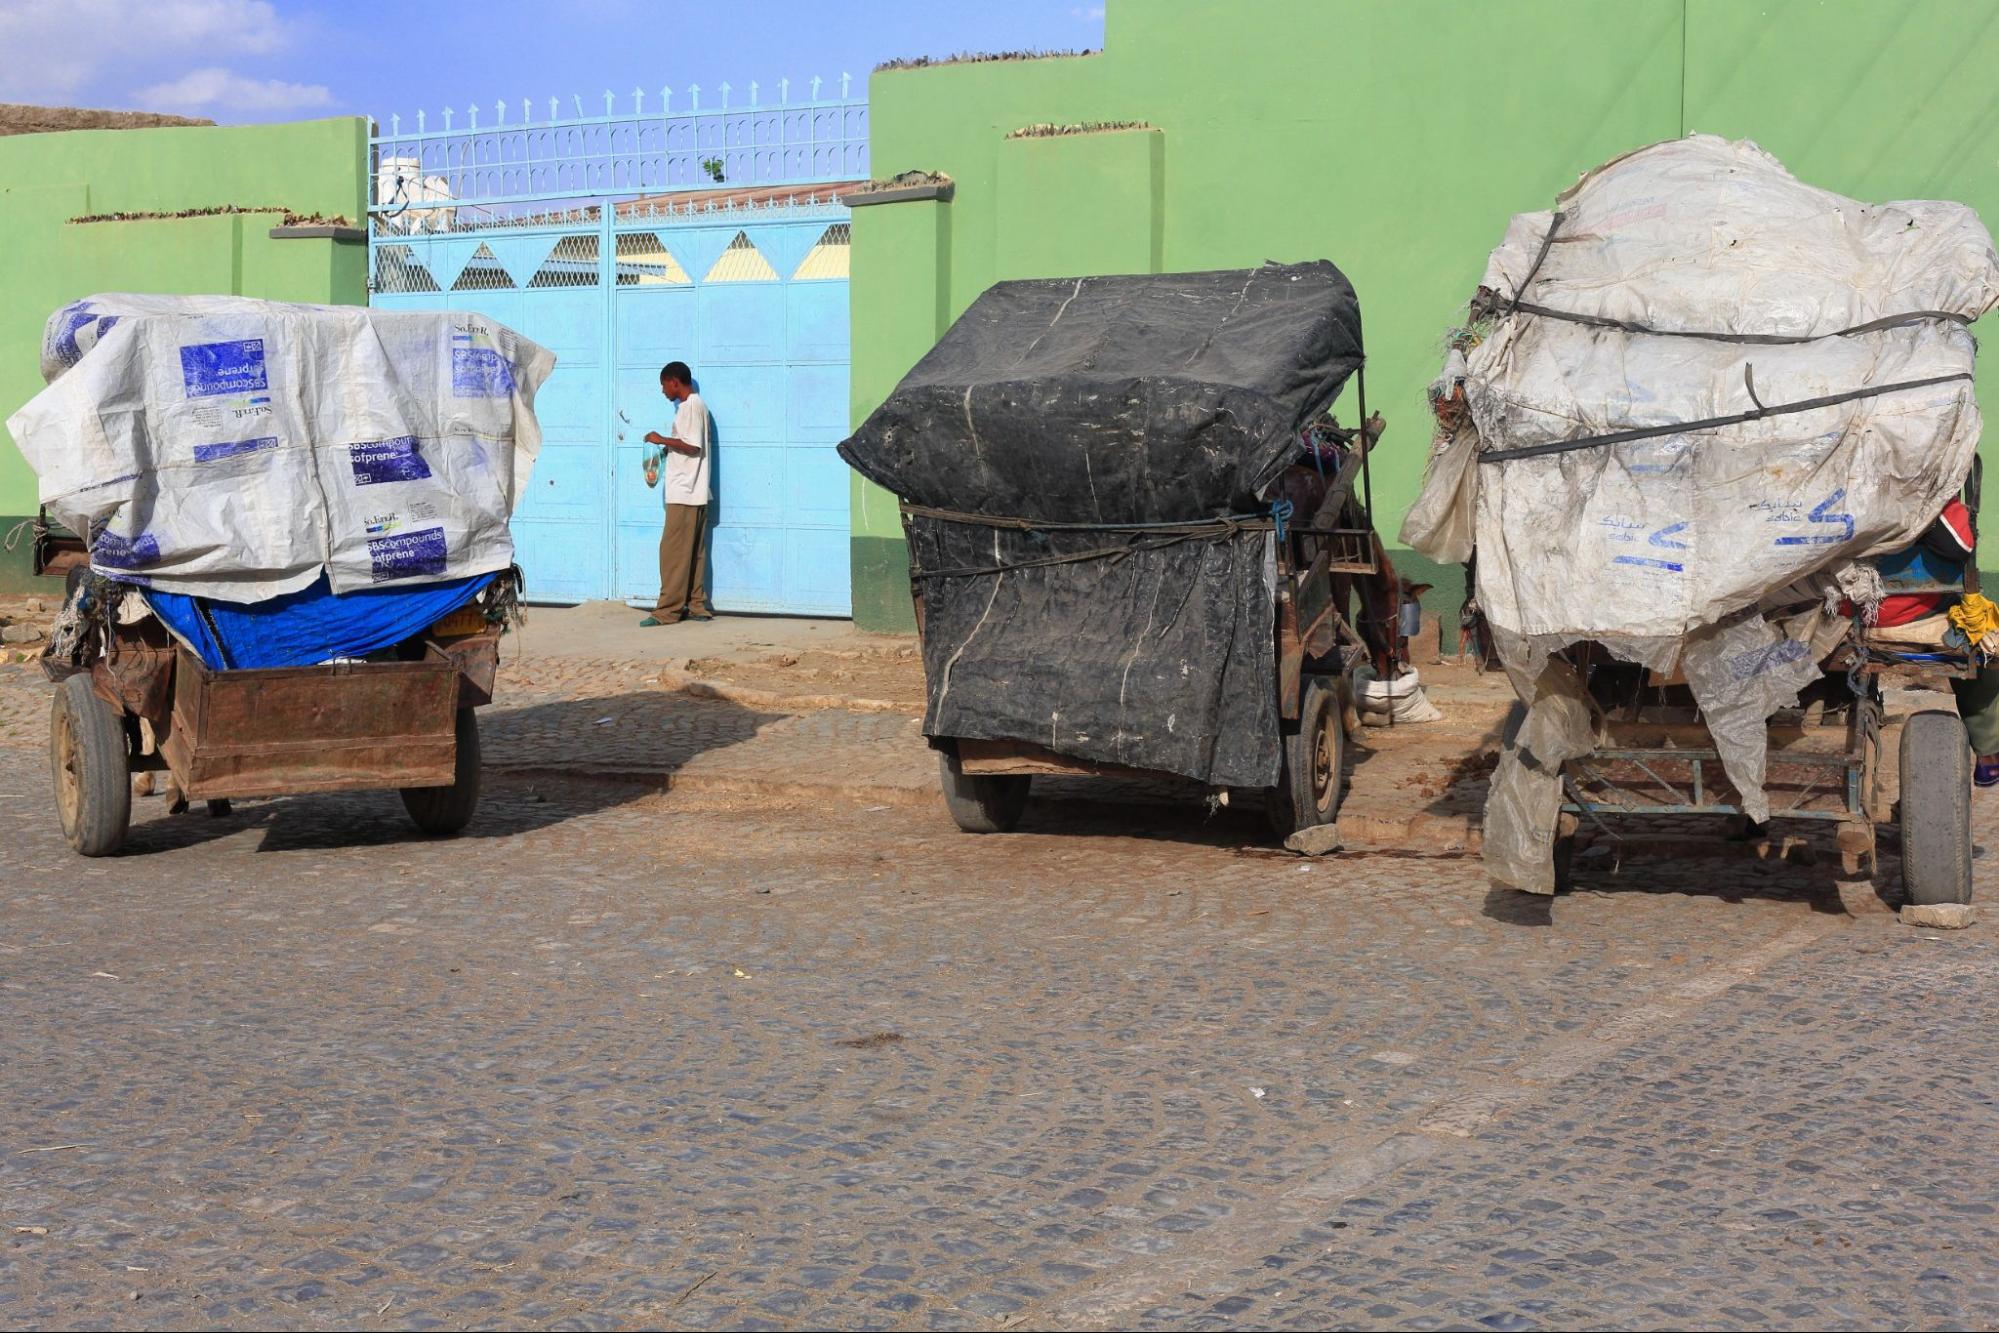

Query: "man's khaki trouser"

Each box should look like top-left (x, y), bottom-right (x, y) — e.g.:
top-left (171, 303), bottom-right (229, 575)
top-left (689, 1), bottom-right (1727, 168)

top-left (1956, 665), bottom-right (1999, 755)
top-left (654, 502), bottom-right (711, 619)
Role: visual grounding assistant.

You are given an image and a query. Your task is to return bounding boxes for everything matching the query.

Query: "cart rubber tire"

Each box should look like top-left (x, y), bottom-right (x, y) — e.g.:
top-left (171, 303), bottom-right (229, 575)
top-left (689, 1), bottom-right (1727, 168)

top-left (1899, 709), bottom-right (1973, 907)
top-left (401, 708), bottom-right (482, 836)
top-left (1269, 676), bottom-right (1345, 838)
top-left (938, 745), bottom-right (1030, 834)
top-left (63, 562), bottom-right (88, 605)
top-left (50, 674), bottom-right (130, 857)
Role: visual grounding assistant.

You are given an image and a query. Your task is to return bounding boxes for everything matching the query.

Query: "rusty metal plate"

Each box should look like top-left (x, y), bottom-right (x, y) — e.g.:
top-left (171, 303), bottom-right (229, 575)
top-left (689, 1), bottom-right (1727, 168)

top-left (165, 646), bottom-right (460, 799)
top-left (435, 632), bottom-right (500, 708)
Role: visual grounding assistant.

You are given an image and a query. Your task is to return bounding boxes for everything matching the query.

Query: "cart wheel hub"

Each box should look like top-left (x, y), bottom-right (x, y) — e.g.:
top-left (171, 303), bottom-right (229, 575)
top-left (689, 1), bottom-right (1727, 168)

top-left (1313, 727), bottom-right (1336, 811)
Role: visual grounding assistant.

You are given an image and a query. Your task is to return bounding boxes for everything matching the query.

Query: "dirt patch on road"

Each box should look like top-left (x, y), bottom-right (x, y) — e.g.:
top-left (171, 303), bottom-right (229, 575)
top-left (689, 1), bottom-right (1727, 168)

top-left (0, 595), bottom-right (57, 663)
top-left (678, 644), bottom-right (928, 712)
top-left (1338, 659), bottom-right (1516, 850)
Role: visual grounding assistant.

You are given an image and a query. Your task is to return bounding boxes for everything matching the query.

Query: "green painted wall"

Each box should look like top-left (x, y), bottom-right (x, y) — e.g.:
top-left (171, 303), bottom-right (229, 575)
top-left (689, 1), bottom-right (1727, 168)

top-left (0, 117), bottom-right (369, 591)
top-left (849, 0), bottom-right (1999, 631)
top-left (997, 127), bottom-right (1163, 280)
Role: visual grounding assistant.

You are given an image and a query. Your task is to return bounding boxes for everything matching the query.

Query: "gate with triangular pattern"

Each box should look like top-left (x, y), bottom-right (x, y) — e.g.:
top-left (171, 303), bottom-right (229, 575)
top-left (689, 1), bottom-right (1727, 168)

top-left (369, 203), bottom-right (853, 614)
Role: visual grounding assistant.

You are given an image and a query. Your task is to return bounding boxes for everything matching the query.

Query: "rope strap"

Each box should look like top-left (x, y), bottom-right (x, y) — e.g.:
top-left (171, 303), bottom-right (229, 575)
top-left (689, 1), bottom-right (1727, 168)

top-left (1509, 302), bottom-right (1973, 345)
top-left (901, 498), bottom-right (1312, 581)
top-left (899, 501), bottom-right (1277, 537)
top-left (1478, 369), bottom-right (1973, 465)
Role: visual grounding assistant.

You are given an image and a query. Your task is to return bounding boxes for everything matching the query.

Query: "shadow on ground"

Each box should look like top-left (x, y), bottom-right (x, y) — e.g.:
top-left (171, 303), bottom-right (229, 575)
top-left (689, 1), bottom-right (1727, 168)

top-left (1010, 775), bottom-right (1278, 847)
top-left (1479, 825), bottom-right (1886, 928)
top-left (109, 693), bottom-right (784, 856)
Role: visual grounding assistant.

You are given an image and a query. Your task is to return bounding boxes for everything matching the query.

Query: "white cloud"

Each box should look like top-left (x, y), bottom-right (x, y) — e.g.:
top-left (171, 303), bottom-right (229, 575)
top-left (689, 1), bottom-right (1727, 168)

top-left (133, 66), bottom-right (332, 115)
top-left (1070, 5), bottom-right (1106, 18)
top-left (0, 0), bottom-right (303, 108)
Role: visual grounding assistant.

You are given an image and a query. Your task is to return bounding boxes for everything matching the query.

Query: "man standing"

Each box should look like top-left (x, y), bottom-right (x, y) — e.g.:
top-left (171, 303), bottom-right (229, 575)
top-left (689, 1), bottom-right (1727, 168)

top-left (641, 360), bottom-right (714, 626)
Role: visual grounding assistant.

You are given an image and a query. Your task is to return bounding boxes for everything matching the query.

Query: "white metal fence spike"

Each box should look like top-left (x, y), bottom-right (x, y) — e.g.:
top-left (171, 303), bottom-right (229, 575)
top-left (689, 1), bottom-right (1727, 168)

top-left (367, 71), bottom-right (867, 222)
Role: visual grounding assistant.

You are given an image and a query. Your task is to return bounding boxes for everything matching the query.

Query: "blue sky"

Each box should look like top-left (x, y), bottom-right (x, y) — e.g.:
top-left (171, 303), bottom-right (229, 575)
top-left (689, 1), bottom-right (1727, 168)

top-left (0, 0), bottom-right (1106, 124)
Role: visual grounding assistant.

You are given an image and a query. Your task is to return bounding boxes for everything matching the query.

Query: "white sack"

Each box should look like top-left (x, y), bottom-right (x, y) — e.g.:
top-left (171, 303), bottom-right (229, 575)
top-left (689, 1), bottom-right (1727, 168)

top-left (1358, 669), bottom-right (1444, 725)
top-left (1407, 136), bottom-right (1999, 853)
top-left (1399, 349), bottom-right (1479, 564)
top-left (8, 295), bottom-right (554, 602)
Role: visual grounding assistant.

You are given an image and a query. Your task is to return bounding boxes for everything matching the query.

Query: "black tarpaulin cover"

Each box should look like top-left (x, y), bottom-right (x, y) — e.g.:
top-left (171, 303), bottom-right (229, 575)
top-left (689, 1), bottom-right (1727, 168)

top-left (840, 261), bottom-right (1365, 787)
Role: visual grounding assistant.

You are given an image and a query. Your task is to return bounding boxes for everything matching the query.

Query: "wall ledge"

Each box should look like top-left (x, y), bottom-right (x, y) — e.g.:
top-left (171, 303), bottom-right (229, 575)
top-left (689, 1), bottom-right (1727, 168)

top-left (269, 224), bottom-right (366, 242)
top-left (843, 182), bottom-right (953, 208)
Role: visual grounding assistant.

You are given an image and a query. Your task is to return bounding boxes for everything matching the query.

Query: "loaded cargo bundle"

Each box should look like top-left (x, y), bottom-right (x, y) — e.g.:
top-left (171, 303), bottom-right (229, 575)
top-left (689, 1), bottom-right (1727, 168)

top-left (841, 262), bottom-right (1369, 791)
top-left (1404, 135), bottom-right (1999, 892)
top-left (10, 295), bottom-right (554, 668)
top-left (13, 294), bottom-right (552, 603)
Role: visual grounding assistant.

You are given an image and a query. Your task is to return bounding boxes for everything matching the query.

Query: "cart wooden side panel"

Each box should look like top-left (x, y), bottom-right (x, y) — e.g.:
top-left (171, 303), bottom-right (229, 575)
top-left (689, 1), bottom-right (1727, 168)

top-left (160, 646), bottom-right (461, 799)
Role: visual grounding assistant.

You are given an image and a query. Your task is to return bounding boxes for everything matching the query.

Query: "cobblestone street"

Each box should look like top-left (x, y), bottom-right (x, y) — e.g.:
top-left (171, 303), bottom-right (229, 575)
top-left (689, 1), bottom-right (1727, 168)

top-left (2, 656), bottom-right (1997, 1330)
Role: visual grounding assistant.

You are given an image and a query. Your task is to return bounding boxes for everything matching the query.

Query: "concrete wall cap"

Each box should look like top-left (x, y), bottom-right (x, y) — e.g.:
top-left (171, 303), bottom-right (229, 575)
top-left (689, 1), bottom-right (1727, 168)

top-left (269, 224), bottom-right (368, 242)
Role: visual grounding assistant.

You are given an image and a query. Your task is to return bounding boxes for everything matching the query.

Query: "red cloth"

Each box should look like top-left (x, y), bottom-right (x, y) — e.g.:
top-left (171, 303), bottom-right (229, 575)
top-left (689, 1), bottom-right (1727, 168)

top-left (1929, 498), bottom-right (1976, 561)
top-left (1851, 498), bottom-right (1977, 626)
top-left (1873, 592), bottom-right (1945, 627)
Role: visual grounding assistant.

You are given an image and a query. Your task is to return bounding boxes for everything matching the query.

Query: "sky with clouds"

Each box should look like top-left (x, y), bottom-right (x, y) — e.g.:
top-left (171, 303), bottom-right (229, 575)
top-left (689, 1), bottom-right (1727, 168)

top-left (0, 0), bottom-right (1107, 124)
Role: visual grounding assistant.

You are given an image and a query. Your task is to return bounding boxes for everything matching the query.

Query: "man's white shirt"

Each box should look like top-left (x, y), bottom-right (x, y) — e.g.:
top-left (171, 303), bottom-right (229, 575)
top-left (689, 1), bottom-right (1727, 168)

top-left (663, 392), bottom-right (711, 505)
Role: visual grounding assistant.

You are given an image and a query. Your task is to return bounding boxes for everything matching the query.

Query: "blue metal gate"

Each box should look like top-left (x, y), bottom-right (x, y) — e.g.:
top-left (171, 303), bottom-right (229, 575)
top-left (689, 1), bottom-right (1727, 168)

top-left (367, 84), bottom-right (865, 613)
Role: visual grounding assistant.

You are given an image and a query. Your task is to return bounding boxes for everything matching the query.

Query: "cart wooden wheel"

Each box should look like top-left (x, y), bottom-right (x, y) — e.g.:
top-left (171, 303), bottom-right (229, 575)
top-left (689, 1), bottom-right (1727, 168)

top-left (401, 707), bottom-right (482, 836)
top-left (50, 674), bottom-right (131, 857)
top-left (1270, 676), bottom-right (1345, 838)
top-left (937, 744), bottom-right (1030, 834)
top-left (1899, 710), bottom-right (1973, 907)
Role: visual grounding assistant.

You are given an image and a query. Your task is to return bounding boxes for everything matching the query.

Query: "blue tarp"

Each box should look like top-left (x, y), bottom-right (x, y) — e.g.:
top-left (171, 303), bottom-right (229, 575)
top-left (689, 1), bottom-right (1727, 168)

top-left (139, 573), bottom-right (493, 670)
top-left (1876, 545), bottom-right (1964, 589)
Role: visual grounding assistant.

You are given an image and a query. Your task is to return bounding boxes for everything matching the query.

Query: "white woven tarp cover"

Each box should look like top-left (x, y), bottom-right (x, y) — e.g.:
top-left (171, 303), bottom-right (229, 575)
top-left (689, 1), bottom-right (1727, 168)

top-left (7, 294), bottom-right (554, 602)
top-left (1404, 136), bottom-right (1999, 891)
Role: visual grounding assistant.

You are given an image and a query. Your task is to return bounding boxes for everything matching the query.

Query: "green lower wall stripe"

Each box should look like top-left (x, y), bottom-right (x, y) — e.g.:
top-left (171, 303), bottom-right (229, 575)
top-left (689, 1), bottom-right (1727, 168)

top-left (850, 535), bottom-right (918, 634)
top-left (0, 515), bottom-right (47, 596)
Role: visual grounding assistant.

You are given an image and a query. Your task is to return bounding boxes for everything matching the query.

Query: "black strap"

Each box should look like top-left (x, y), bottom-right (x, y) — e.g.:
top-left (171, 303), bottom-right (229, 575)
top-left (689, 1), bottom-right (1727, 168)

top-left (1509, 301), bottom-right (1973, 345)
top-left (1506, 212), bottom-right (1565, 315)
top-left (194, 598), bottom-right (233, 670)
top-left (1478, 370), bottom-right (1974, 465)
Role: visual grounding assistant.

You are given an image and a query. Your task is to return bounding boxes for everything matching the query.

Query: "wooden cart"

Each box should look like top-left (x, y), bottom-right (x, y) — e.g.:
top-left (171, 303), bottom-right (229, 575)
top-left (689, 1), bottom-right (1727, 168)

top-left (1548, 590), bottom-right (1980, 910)
top-left (928, 409), bottom-right (1409, 839)
top-left (47, 584), bottom-right (506, 857)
